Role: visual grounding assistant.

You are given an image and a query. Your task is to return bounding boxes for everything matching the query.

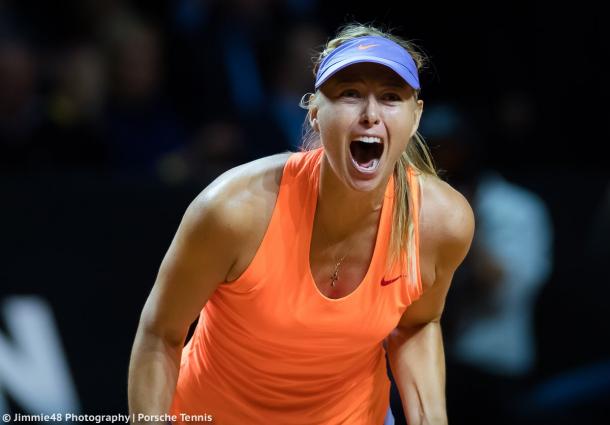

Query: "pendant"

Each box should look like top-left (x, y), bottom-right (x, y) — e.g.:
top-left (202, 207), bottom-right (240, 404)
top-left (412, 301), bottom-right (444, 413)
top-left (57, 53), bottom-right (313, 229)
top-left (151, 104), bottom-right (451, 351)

top-left (330, 269), bottom-right (339, 287)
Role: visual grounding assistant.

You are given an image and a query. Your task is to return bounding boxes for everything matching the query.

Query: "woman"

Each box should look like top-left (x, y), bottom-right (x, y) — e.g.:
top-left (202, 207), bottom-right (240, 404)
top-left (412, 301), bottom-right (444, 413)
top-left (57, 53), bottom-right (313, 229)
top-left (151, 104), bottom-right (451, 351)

top-left (128, 24), bottom-right (474, 425)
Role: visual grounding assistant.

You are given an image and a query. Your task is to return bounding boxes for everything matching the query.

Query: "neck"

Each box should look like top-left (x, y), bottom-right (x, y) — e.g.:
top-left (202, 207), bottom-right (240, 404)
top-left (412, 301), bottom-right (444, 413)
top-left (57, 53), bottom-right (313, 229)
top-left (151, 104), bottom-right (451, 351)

top-left (315, 154), bottom-right (390, 244)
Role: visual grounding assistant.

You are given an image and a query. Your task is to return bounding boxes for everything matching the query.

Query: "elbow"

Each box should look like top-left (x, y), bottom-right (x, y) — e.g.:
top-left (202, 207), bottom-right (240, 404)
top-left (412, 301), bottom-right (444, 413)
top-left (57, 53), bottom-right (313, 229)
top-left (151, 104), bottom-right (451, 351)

top-left (137, 322), bottom-right (186, 350)
top-left (136, 307), bottom-right (188, 350)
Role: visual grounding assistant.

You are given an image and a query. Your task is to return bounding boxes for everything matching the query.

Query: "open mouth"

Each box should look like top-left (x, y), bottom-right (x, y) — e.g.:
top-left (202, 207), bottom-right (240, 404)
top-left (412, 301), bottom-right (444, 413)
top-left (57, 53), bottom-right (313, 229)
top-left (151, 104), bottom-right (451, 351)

top-left (349, 136), bottom-right (384, 173)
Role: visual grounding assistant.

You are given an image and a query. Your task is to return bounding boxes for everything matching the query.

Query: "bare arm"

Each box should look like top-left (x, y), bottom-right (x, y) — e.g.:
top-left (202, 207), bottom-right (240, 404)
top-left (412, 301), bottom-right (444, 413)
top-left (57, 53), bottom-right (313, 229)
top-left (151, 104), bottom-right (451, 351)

top-left (127, 153), bottom-right (287, 424)
top-left (387, 181), bottom-right (475, 425)
top-left (128, 185), bottom-right (244, 424)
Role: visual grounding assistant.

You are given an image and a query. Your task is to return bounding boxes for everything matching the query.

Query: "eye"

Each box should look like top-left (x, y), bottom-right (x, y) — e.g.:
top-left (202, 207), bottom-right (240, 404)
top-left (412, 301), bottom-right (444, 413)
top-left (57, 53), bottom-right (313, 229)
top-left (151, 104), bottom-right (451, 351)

top-left (381, 92), bottom-right (402, 102)
top-left (340, 89), bottom-right (360, 98)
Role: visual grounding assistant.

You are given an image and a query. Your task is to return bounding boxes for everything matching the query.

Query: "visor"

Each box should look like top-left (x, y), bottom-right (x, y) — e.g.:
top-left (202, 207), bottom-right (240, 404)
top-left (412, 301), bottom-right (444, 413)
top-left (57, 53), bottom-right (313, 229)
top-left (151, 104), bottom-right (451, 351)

top-left (314, 35), bottom-right (420, 91)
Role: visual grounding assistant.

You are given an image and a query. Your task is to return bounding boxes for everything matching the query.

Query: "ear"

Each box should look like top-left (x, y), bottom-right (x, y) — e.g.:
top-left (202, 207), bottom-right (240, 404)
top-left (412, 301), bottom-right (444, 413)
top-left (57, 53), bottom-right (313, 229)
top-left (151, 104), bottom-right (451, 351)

top-left (410, 99), bottom-right (424, 138)
top-left (312, 117), bottom-right (320, 132)
top-left (303, 92), bottom-right (320, 131)
top-left (309, 106), bottom-right (320, 132)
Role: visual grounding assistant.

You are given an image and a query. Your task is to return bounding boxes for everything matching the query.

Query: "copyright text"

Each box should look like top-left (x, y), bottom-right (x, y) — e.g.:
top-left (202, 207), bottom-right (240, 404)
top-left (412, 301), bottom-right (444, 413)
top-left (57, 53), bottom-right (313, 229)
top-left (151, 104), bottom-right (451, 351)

top-left (2, 413), bottom-right (213, 423)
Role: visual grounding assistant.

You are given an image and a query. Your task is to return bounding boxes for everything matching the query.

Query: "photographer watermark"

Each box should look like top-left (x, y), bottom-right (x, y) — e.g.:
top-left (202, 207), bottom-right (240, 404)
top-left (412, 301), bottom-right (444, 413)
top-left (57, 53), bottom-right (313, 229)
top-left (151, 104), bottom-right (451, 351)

top-left (2, 413), bottom-right (213, 423)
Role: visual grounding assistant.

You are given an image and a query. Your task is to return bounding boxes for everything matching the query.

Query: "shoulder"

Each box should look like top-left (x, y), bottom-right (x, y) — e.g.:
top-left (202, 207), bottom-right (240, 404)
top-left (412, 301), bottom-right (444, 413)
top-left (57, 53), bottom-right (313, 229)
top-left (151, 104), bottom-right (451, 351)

top-left (186, 151), bottom-right (292, 236)
top-left (418, 174), bottom-right (475, 271)
top-left (137, 152), bottom-right (292, 340)
top-left (393, 173), bottom-right (474, 327)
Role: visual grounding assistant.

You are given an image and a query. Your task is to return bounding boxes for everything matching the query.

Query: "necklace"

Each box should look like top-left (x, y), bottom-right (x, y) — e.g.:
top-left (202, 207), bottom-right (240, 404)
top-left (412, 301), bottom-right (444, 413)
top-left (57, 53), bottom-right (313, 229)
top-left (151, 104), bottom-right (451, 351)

top-left (315, 212), bottom-right (351, 287)
top-left (329, 252), bottom-right (348, 287)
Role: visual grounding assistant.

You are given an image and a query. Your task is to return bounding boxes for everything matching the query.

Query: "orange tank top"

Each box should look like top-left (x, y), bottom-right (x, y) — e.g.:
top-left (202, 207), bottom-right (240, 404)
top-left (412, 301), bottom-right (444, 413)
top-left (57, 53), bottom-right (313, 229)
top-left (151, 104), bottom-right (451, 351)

top-left (171, 148), bottom-right (423, 424)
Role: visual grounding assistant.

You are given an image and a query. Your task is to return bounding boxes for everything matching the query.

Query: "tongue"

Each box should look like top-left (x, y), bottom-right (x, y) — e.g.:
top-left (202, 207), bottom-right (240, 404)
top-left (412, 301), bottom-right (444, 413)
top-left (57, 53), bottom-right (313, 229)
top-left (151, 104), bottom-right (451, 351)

top-left (359, 158), bottom-right (376, 168)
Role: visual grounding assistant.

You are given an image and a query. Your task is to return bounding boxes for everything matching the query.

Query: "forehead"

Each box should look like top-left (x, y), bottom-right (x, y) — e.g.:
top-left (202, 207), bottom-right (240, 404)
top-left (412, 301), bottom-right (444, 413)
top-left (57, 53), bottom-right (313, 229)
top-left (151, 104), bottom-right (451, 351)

top-left (327, 62), bottom-right (408, 87)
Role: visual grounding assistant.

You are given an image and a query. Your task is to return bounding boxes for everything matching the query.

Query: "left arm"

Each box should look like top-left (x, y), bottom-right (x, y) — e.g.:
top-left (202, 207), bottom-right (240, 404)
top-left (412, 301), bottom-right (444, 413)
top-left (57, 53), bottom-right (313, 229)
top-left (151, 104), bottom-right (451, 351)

top-left (386, 181), bottom-right (475, 425)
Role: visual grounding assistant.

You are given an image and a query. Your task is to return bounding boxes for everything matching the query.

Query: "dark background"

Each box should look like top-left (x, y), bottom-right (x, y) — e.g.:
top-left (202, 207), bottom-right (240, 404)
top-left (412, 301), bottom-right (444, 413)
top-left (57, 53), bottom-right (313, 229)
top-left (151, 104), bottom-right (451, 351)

top-left (1, 0), bottom-right (608, 423)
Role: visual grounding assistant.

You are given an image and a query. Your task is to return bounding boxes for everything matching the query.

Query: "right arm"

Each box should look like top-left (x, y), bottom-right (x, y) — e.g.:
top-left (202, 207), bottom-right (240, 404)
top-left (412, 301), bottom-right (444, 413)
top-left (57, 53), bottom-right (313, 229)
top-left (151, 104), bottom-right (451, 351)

top-left (127, 185), bottom-right (243, 424)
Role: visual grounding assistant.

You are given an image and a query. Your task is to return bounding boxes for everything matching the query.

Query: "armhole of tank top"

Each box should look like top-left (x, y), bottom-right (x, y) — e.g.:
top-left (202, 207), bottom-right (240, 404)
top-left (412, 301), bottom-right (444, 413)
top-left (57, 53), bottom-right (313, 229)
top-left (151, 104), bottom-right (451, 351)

top-left (407, 167), bottom-right (424, 302)
top-left (220, 153), bottom-right (295, 292)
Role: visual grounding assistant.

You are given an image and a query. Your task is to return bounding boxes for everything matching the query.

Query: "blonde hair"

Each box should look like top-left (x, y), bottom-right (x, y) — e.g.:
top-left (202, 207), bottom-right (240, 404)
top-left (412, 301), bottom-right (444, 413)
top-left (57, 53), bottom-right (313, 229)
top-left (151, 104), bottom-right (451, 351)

top-left (300, 23), bottom-right (437, 282)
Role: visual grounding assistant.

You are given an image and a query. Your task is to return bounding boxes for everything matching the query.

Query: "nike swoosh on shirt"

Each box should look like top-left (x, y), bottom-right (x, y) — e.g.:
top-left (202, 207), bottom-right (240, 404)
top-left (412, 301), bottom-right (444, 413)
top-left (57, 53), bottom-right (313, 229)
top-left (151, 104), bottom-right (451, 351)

top-left (380, 275), bottom-right (405, 286)
top-left (357, 44), bottom-right (379, 50)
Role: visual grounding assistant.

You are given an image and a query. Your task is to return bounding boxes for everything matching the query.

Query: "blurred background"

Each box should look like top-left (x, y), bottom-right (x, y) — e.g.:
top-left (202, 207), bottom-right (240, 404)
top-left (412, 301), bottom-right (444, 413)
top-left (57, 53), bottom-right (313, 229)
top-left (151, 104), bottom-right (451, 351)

top-left (1, 0), bottom-right (608, 423)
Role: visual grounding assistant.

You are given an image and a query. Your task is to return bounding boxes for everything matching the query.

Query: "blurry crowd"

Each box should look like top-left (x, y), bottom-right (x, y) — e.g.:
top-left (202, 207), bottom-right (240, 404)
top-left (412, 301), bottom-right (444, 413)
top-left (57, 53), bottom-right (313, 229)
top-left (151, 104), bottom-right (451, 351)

top-left (0, 0), bottom-right (326, 183)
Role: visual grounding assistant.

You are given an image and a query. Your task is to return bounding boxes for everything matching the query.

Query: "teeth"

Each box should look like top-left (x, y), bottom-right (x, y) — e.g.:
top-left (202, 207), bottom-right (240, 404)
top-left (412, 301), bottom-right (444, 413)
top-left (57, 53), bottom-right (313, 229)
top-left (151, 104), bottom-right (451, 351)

top-left (354, 136), bottom-right (382, 144)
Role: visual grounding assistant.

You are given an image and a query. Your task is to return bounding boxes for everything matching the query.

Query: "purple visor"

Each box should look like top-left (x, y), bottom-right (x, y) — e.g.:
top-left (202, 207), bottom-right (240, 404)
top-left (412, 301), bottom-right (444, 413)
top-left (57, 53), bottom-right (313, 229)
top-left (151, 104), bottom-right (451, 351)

top-left (314, 35), bottom-right (420, 91)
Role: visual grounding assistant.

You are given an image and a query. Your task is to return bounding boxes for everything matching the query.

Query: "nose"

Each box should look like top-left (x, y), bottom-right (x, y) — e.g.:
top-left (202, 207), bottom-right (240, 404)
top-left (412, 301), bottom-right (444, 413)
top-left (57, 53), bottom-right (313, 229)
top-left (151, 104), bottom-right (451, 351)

top-left (360, 95), bottom-right (380, 126)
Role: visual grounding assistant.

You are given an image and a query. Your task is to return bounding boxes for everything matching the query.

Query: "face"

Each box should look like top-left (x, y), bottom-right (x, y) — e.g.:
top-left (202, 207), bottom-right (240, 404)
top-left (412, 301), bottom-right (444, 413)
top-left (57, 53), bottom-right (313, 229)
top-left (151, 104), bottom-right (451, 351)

top-left (310, 63), bottom-right (423, 192)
